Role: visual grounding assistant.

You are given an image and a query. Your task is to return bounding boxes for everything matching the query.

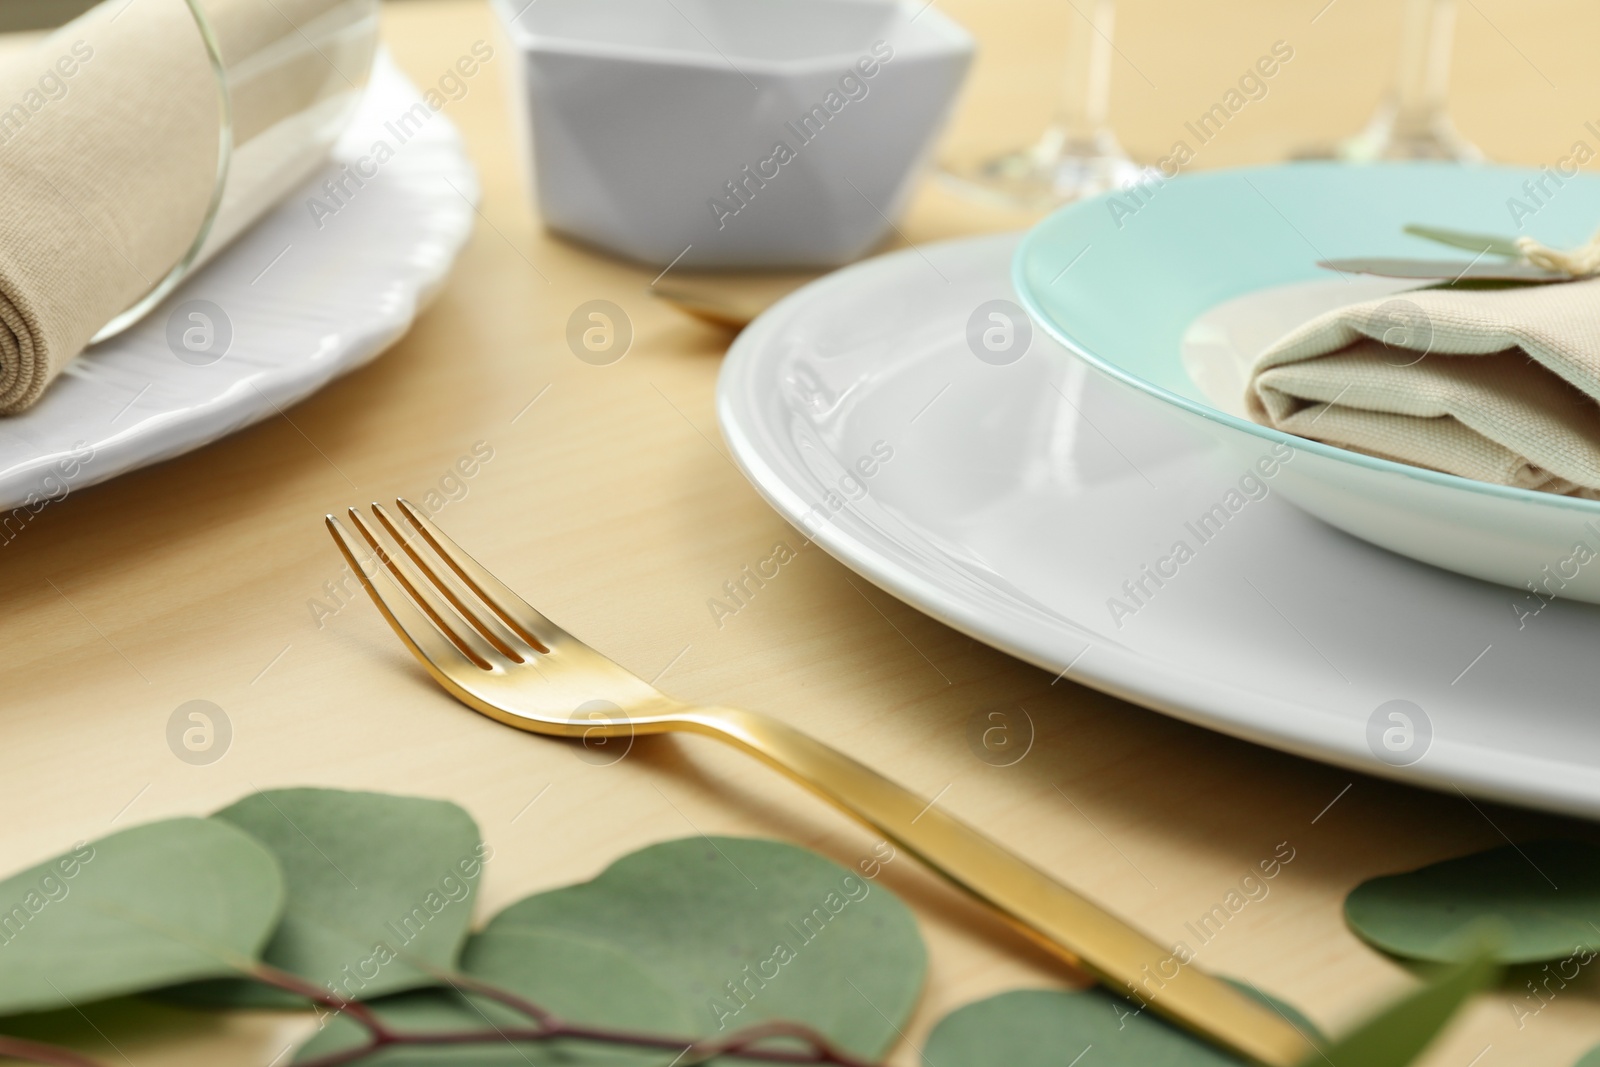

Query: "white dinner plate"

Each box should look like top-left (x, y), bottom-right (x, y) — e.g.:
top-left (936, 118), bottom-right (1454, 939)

top-left (0, 51), bottom-right (476, 514)
top-left (717, 232), bottom-right (1600, 819)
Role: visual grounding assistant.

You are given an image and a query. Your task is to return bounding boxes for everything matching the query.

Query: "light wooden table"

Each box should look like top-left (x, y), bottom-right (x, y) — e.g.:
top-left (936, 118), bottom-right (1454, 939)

top-left (4, 1), bottom-right (1600, 1063)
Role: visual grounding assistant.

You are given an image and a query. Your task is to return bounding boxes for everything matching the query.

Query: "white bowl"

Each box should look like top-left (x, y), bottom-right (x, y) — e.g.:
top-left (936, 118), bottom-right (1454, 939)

top-left (491, 0), bottom-right (973, 268)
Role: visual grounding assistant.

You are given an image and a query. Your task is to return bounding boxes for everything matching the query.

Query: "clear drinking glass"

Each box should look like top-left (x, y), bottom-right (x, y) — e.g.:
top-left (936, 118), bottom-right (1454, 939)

top-left (1301, 0), bottom-right (1480, 162)
top-left (943, 0), bottom-right (1149, 210)
top-left (14, 0), bottom-right (380, 342)
top-left (90, 0), bottom-right (232, 341)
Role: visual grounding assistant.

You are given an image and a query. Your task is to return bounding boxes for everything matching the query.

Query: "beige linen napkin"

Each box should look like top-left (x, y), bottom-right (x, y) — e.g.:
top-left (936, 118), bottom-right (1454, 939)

top-left (1246, 279), bottom-right (1600, 499)
top-left (0, 0), bottom-right (364, 414)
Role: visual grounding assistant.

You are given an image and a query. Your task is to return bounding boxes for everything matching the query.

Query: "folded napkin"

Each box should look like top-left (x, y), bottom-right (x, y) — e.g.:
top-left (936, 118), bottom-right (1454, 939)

top-left (1246, 279), bottom-right (1600, 499)
top-left (0, 0), bottom-right (363, 413)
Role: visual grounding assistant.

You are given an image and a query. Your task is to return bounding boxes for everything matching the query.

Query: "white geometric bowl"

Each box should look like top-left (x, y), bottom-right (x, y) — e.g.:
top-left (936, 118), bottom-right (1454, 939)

top-left (491, 0), bottom-right (973, 268)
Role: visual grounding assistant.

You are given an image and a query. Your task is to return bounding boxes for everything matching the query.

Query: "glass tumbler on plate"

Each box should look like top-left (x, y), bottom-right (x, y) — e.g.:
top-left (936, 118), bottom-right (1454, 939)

top-left (1, 0), bottom-right (381, 343)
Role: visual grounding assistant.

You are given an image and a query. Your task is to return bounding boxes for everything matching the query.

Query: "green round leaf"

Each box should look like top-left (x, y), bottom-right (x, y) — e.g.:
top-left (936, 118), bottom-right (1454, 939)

top-left (292, 929), bottom-right (695, 1065)
top-left (1345, 840), bottom-right (1600, 963)
top-left (925, 984), bottom-right (1318, 1067)
top-left (0, 818), bottom-right (283, 1017)
top-left (1575, 1042), bottom-right (1600, 1066)
top-left (482, 836), bottom-right (925, 1058)
top-left (177, 788), bottom-right (487, 1008)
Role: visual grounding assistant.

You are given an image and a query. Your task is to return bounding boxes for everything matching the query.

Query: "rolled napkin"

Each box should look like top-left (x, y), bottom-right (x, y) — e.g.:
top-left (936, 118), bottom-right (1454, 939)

top-left (1246, 280), bottom-right (1600, 499)
top-left (0, 0), bottom-right (374, 413)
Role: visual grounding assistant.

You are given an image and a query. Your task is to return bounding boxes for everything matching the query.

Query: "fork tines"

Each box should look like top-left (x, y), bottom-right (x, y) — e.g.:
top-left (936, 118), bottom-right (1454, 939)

top-left (326, 500), bottom-right (557, 671)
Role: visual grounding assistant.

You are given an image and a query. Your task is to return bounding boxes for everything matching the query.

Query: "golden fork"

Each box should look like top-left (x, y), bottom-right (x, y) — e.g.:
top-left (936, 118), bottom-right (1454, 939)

top-left (327, 500), bottom-right (1315, 1067)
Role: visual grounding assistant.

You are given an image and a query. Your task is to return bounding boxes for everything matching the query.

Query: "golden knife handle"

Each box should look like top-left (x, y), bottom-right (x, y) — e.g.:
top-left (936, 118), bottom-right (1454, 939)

top-left (683, 705), bottom-right (1313, 1067)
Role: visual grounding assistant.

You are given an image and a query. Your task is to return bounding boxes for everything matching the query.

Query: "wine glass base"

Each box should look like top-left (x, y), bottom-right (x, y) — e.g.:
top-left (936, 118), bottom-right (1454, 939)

top-left (1295, 105), bottom-right (1483, 164)
top-left (942, 144), bottom-right (1157, 211)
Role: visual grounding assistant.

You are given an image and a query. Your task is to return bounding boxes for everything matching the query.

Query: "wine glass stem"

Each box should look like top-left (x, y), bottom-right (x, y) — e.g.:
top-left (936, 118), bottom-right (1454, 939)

top-left (1393, 0), bottom-right (1456, 127)
top-left (1053, 0), bottom-right (1116, 145)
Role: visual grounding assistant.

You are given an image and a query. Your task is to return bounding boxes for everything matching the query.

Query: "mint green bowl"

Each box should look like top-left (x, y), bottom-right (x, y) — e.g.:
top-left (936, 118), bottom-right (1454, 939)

top-left (1014, 162), bottom-right (1600, 604)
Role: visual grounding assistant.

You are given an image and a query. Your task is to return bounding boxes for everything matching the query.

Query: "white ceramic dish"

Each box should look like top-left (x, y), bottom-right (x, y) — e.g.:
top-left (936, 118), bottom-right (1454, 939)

top-left (0, 51), bottom-right (476, 518)
top-left (491, 0), bottom-right (972, 268)
top-left (718, 232), bottom-right (1600, 819)
top-left (1014, 163), bottom-right (1600, 606)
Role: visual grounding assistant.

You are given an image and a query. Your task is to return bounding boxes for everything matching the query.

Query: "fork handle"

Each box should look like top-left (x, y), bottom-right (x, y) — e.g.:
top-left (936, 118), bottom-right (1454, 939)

top-left (681, 705), bottom-right (1312, 1067)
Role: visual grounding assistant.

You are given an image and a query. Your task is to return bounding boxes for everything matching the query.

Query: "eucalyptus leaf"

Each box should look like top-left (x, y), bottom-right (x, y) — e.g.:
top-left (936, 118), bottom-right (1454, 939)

top-left (483, 836), bottom-right (924, 1058)
top-left (1575, 1042), bottom-right (1600, 1066)
top-left (923, 982), bottom-right (1317, 1066)
top-left (0, 818), bottom-right (282, 1017)
top-left (1418, 278), bottom-right (1551, 292)
top-left (1318, 257), bottom-right (1568, 282)
top-left (292, 929), bottom-right (697, 1065)
top-left (1402, 224), bottom-right (1522, 258)
top-left (174, 788), bottom-right (487, 1008)
top-left (1345, 840), bottom-right (1600, 963)
top-left (1303, 950), bottom-right (1497, 1067)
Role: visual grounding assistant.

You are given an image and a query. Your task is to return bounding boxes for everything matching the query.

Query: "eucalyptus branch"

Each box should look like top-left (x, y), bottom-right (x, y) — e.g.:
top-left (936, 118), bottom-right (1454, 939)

top-left (430, 964), bottom-right (876, 1066)
top-left (428, 967), bottom-right (555, 1027)
top-left (682, 1019), bottom-right (875, 1065)
top-left (267, 963), bottom-right (880, 1067)
top-left (290, 1019), bottom-right (881, 1067)
top-left (0, 941), bottom-right (881, 1067)
top-left (244, 962), bottom-right (398, 1040)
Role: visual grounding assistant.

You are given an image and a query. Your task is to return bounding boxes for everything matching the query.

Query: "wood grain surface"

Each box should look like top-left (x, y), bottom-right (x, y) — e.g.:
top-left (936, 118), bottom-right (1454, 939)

top-left (2, 1), bottom-right (1599, 1063)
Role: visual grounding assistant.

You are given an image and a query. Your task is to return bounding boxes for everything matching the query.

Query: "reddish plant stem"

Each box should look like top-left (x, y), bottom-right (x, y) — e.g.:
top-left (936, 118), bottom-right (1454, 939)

top-left (245, 962), bottom-right (398, 1040)
top-left (0, 964), bottom-right (882, 1067)
top-left (0, 1036), bottom-right (105, 1067)
top-left (413, 965), bottom-right (875, 1066)
top-left (427, 968), bottom-right (555, 1028)
top-left (291, 1021), bottom-right (880, 1067)
top-left (687, 1019), bottom-right (874, 1065)
top-left (269, 961), bottom-right (880, 1067)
